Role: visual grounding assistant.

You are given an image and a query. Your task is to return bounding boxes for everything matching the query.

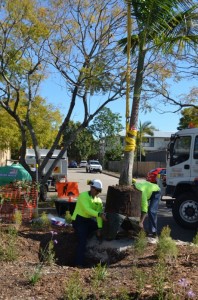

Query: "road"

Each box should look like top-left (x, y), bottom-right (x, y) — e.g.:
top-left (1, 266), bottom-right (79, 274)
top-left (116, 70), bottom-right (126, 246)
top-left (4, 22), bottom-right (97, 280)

top-left (65, 168), bottom-right (197, 243)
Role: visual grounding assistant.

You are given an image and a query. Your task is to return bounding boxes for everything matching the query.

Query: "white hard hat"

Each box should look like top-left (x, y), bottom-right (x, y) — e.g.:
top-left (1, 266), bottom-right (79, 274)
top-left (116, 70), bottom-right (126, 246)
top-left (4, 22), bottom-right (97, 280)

top-left (91, 179), bottom-right (103, 191)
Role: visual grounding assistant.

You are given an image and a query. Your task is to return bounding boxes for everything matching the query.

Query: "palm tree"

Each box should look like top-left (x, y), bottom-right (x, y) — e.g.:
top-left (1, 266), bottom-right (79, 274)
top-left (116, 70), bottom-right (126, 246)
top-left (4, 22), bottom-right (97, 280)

top-left (119, 0), bottom-right (198, 185)
top-left (136, 121), bottom-right (156, 162)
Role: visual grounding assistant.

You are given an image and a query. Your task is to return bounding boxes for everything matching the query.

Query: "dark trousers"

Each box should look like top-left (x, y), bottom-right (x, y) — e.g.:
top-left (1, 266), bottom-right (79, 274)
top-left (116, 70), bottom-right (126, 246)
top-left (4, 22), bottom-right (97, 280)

top-left (148, 191), bottom-right (161, 234)
top-left (72, 215), bottom-right (98, 266)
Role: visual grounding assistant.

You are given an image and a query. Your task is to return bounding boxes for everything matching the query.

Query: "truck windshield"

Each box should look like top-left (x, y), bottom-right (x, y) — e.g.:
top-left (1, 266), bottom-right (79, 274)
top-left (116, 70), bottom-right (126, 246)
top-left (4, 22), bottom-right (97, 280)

top-left (193, 136), bottom-right (198, 159)
top-left (170, 135), bottom-right (191, 166)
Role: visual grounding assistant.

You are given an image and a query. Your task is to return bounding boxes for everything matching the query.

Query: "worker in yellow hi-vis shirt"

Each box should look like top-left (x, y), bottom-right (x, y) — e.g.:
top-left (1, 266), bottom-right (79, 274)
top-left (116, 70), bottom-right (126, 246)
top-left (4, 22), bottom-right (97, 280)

top-left (133, 180), bottom-right (161, 238)
top-left (72, 179), bottom-right (107, 267)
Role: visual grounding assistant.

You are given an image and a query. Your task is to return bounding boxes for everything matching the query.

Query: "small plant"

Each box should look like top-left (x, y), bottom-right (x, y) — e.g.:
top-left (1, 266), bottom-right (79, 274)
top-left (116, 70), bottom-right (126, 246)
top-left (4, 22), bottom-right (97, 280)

top-left (156, 226), bottom-right (178, 263)
top-left (0, 226), bottom-right (18, 261)
top-left (49, 195), bottom-right (56, 207)
top-left (116, 287), bottom-right (130, 300)
top-left (192, 231), bottom-right (198, 245)
top-left (31, 212), bottom-right (51, 231)
top-left (40, 231), bottom-right (58, 265)
top-left (133, 229), bottom-right (147, 257)
top-left (40, 212), bottom-right (51, 230)
top-left (64, 271), bottom-right (84, 300)
top-left (132, 266), bottom-right (146, 296)
top-left (13, 209), bottom-right (22, 229)
top-left (91, 262), bottom-right (108, 288)
top-left (152, 261), bottom-right (168, 300)
top-left (65, 210), bottom-right (72, 224)
top-left (28, 265), bottom-right (42, 286)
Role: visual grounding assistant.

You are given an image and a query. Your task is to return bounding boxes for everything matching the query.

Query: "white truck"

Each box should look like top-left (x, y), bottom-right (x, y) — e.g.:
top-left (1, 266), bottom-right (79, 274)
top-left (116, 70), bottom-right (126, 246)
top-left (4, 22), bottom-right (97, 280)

top-left (166, 128), bottom-right (198, 229)
top-left (25, 149), bottom-right (68, 194)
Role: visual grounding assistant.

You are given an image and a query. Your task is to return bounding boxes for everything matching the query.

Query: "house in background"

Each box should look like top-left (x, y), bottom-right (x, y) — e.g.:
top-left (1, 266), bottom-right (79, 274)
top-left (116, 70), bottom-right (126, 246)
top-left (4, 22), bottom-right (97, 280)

top-left (107, 131), bottom-right (174, 175)
top-left (142, 131), bottom-right (174, 163)
top-left (102, 130), bottom-right (174, 163)
top-left (142, 131), bottom-right (173, 152)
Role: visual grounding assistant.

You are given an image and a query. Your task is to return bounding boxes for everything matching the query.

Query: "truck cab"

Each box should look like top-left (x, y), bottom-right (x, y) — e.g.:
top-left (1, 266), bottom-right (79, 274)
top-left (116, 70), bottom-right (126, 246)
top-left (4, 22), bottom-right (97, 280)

top-left (166, 128), bottom-right (198, 229)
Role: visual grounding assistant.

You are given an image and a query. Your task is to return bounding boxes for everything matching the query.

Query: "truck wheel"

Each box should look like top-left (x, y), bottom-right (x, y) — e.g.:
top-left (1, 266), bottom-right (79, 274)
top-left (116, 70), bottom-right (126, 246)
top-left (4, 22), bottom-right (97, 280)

top-left (172, 193), bottom-right (198, 229)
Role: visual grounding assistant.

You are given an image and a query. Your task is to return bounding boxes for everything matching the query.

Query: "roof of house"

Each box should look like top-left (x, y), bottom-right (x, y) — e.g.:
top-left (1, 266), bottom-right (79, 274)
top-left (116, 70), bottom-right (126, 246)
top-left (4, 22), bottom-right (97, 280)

top-left (144, 131), bottom-right (174, 138)
top-left (120, 130), bottom-right (174, 138)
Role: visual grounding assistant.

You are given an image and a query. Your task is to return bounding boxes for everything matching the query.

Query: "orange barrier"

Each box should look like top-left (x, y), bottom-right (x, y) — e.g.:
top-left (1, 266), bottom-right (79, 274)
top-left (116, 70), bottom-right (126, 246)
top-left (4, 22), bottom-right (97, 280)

top-left (56, 182), bottom-right (79, 200)
top-left (0, 184), bottom-right (38, 223)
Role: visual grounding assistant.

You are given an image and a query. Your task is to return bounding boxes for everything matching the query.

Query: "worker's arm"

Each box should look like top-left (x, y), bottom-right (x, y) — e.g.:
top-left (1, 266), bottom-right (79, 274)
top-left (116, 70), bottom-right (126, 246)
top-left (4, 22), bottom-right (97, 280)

top-left (139, 211), bottom-right (147, 228)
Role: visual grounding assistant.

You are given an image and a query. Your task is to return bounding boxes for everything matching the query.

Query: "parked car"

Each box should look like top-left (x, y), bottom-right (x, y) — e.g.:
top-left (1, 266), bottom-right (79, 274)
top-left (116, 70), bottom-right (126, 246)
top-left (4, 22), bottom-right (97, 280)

top-left (156, 168), bottom-right (166, 197)
top-left (86, 160), bottom-right (102, 173)
top-left (79, 160), bottom-right (87, 168)
top-left (146, 167), bottom-right (165, 183)
top-left (68, 161), bottom-right (78, 168)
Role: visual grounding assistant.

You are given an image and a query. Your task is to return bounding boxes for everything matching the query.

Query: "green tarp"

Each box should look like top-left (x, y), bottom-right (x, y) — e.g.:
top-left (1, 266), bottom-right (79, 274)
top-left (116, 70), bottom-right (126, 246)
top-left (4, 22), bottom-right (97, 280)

top-left (0, 164), bottom-right (32, 186)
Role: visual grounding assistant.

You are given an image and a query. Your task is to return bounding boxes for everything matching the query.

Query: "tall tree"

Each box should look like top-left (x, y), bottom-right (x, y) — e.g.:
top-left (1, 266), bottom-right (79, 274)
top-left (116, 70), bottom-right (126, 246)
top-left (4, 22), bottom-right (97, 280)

top-left (0, 0), bottom-right (52, 180)
top-left (89, 107), bottom-right (124, 163)
top-left (119, 0), bottom-right (198, 185)
top-left (0, 0), bottom-right (127, 185)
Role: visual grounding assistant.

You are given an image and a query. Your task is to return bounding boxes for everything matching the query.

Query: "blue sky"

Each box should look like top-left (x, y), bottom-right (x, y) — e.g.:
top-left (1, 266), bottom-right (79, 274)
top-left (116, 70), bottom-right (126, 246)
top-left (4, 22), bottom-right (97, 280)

top-left (40, 72), bottom-right (195, 134)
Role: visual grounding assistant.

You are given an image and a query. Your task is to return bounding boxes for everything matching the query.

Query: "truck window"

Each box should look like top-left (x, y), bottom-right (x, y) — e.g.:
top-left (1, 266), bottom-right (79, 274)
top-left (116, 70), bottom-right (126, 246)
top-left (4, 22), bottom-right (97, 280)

top-left (170, 136), bottom-right (191, 166)
top-left (193, 136), bottom-right (198, 159)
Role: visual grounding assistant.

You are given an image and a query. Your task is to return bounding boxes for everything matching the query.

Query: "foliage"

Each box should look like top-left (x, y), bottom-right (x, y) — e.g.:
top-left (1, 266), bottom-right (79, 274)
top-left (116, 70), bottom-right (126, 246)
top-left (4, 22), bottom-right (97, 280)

top-left (28, 230), bottom-right (58, 285)
top-left (28, 265), bottom-right (42, 286)
top-left (192, 232), bottom-right (198, 245)
top-left (65, 211), bottom-right (72, 224)
top-left (91, 262), bottom-right (108, 288)
top-left (0, 97), bottom-right (62, 155)
top-left (133, 229), bottom-right (148, 257)
top-left (63, 121), bottom-right (97, 161)
top-left (104, 138), bottom-right (124, 162)
top-left (0, 0), bottom-right (127, 185)
top-left (177, 107), bottom-right (198, 130)
top-left (39, 231), bottom-right (58, 266)
top-left (152, 261), bottom-right (169, 300)
top-left (156, 226), bottom-right (178, 262)
top-left (13, 210), bottom-right (22, 229)
top-left (132, 266), bottom-right (147, 295)
top-left (89, 107), bottom-right (124, 139)
top-left (31, 212), bottom-right (51, 231)
top-left (0, 226), bottom-right (18, 262)
top-left (64, 271), bottom-right (84, 300)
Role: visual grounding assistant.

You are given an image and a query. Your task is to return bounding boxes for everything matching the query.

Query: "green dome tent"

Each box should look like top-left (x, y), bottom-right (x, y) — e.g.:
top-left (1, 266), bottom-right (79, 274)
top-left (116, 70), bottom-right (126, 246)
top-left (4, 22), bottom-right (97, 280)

top-left (0, 164), bottom-right (32, 186)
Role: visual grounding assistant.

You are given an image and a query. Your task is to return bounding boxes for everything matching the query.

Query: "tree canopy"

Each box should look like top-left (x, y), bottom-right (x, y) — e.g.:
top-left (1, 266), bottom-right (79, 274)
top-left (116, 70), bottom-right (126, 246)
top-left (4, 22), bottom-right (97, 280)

top-left (89, 108), bottom-right (124, 139)
top-left (0, 0), bottom-right (127, 183)
top-left (177, 107), bottom-right (198, 129)
top-left (63, 121), bottom-right (97, 162)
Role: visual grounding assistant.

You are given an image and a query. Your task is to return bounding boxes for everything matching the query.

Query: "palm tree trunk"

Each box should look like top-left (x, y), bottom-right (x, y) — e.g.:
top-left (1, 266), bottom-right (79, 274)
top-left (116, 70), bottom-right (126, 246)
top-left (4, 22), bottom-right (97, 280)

top-left (119, 47), bottom-right (146, 185)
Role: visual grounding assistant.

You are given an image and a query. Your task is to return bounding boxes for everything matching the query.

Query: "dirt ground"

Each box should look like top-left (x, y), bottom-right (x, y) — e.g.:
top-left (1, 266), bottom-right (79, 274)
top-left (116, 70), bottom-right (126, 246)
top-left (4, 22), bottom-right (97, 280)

top-left (0, 223), bottom-right (197, 300)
